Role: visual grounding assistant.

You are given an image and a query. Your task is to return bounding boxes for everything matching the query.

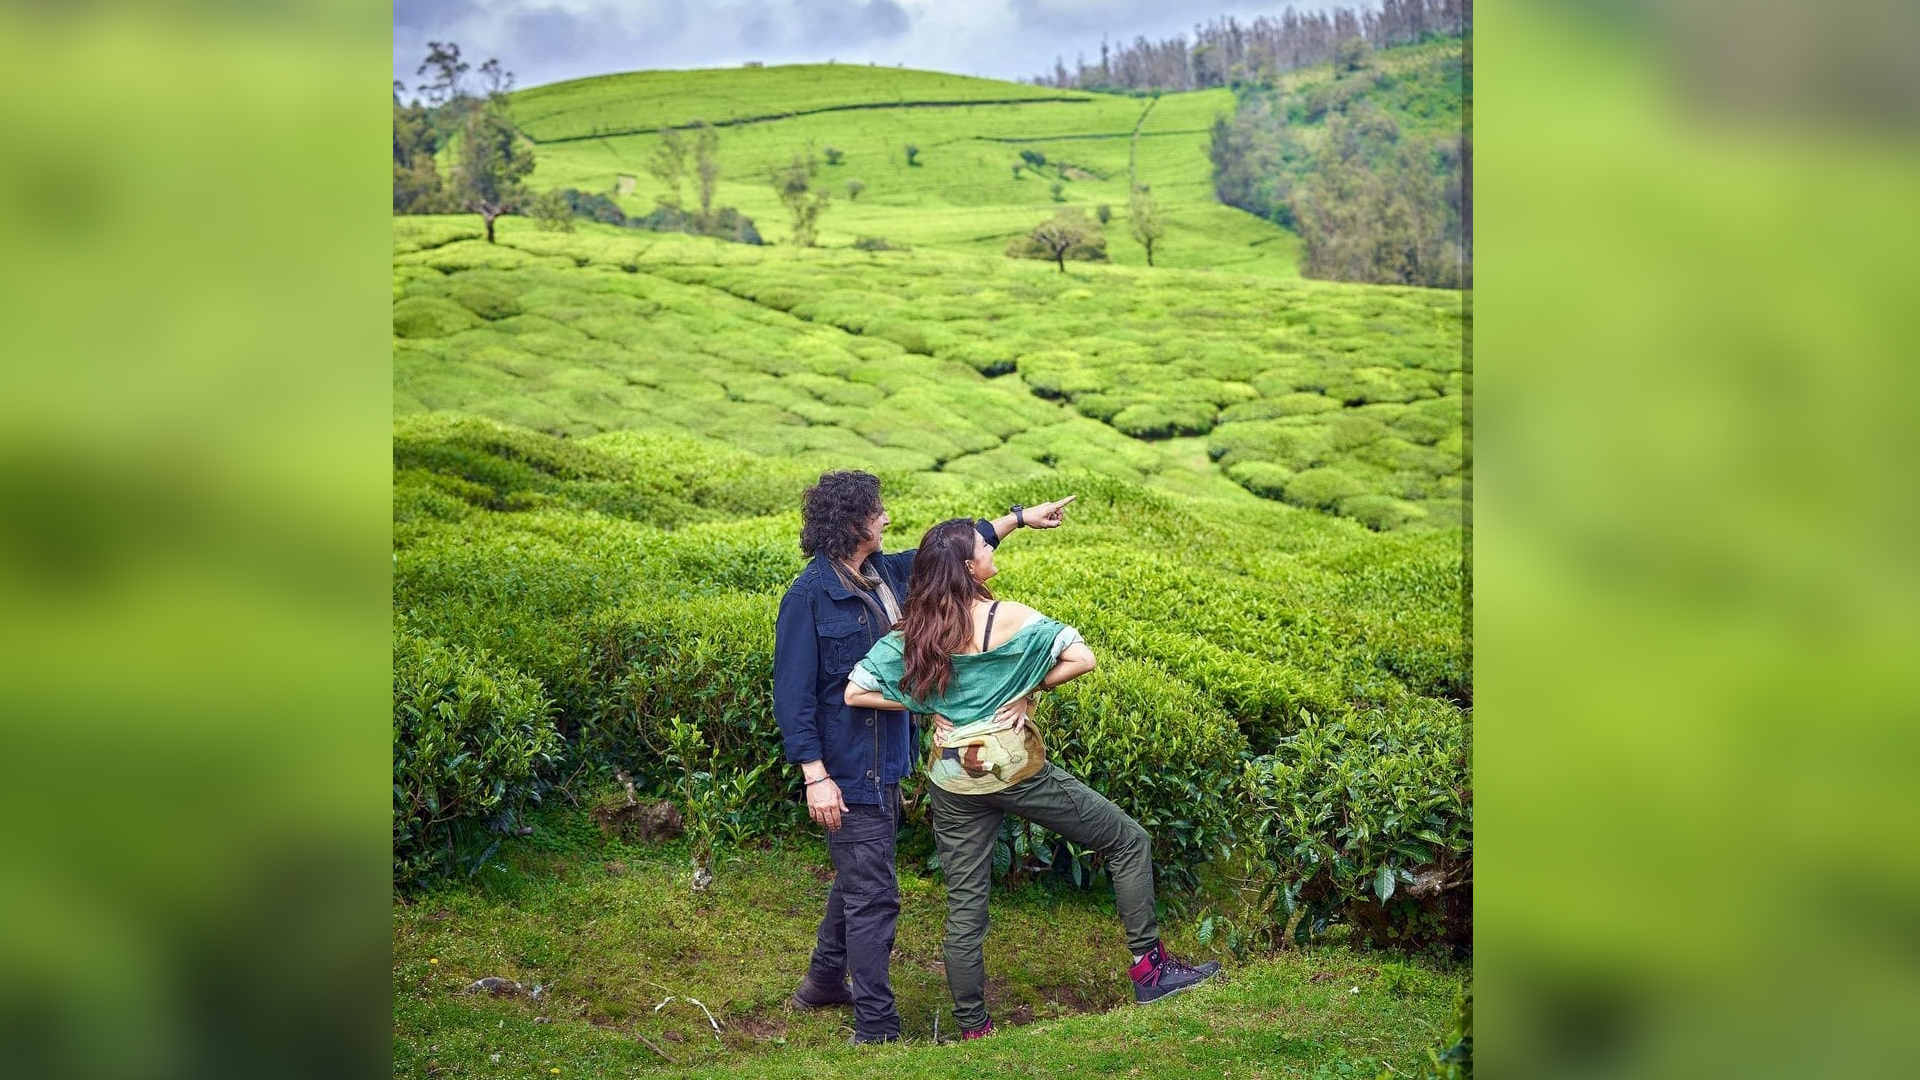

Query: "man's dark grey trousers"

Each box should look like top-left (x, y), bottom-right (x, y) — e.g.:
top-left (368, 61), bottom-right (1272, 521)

top-left (805, 784), bottom-right (902, 1040)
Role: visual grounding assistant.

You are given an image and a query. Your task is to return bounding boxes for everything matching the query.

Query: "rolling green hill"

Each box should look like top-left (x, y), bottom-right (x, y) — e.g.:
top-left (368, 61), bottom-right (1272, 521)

top-left (511, 64), bottom-right (1092, 142)
top-left (507, 63), bottom-right (1301, 276)
top-left (395, 216), bottom-right (1462, 529)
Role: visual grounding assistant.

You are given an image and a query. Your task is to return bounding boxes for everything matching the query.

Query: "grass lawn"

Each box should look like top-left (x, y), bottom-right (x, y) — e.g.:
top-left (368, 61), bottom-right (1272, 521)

top-left (394, 809), bottom-right (1463, 1078)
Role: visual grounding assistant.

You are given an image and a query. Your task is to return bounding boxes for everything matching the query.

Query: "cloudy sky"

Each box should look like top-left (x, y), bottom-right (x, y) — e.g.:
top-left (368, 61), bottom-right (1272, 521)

top-left (394, 0), bottom-right (1353, 93)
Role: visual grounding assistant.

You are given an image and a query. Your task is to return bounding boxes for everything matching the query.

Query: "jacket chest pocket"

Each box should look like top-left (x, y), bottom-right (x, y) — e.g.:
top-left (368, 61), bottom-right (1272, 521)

top-left (817, 615), bottom-right (870, 676)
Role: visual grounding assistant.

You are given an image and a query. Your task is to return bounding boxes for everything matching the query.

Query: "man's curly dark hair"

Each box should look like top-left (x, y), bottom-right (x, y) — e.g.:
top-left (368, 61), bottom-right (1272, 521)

top-left (800, 470), bottom-right (883, 563)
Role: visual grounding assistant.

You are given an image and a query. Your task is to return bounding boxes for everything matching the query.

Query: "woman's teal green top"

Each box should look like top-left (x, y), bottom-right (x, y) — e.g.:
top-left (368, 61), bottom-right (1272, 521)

top-left (848, 616), bottom-right (1080, 724)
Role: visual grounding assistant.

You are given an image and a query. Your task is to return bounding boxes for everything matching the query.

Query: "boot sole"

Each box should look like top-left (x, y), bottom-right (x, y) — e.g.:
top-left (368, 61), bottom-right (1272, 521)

top-left (788, 994), bottom-right (853, 1010)
top-left (1133, 973), bottom-right (1221, 1006)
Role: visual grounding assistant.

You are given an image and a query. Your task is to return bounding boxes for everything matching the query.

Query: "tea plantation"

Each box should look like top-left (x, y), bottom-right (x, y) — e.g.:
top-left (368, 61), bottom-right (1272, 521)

top-left (509, 63), bottom-right (1303, 276)
top-left (396, 217), bottom-right (1463, 528)
top-left (396, 51), bottom-right (1467, 1079)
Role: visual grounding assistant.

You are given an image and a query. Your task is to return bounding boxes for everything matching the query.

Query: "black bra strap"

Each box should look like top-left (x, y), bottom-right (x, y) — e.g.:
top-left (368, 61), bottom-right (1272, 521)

top-left (981, 601), bottom-right (1001, 652)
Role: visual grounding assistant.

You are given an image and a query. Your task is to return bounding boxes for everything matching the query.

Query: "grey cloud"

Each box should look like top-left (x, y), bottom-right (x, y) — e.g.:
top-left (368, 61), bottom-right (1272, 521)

top-left (1008, 0), bottom-right (1169, 37)
top-left (739, 14), bottom-right (778, 52)
top-left (396, 0), bottom-right (1311, 91)
top-left (505, 5), bottom-right (606, 62)
top-left (394, 0), bottom-right (486, 34)
top-left (1009, 0), bottom-right (1322, 39)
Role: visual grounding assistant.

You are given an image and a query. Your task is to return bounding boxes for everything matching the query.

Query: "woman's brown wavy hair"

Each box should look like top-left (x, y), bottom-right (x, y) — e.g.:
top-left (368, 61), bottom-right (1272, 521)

top-left (900, 518), bottom-right (993, 700)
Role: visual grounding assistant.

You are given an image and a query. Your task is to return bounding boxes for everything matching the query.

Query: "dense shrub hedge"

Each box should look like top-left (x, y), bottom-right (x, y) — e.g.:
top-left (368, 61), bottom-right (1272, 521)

top-left (583, 594), bottom-right (788, 796)
top-left (393, 295), bottom-right (482, 339)
top-left (391, 420), bottom-right (1470, 914)
top-left (1238, 702), bottom-right (1470, 951)
top-left (1227, 460), bottom-right (1293, 500)
top-left (1283, 467), bottom-right (1368, 511)
top-left (393, 626), bottom-right (561, 886)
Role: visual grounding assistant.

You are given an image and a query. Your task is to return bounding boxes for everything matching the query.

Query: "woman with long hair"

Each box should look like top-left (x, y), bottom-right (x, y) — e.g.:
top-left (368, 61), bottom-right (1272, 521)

top-left (844, 518), bottom-right (1220, 1040)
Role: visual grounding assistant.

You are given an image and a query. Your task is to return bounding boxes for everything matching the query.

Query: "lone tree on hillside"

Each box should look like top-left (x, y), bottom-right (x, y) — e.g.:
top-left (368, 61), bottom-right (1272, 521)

top-left (692, 120), bottom-right (721, 220)
top-left (845, 178), bottom-right (866, 201)
top-left (772, 153), bottom-right (831, 246)
top-left (454, 103), bottom-right (535, 242)
top-left (395, 42), bottom-right (521, 218)
top-left (904, 143), bottom-right (920, 166)
top-left (1009, 208), bottom-right (1107, 272)
top-left (415, 41), bottom-right (470, 108)
top-left (648, 128), bottom-right (688, 210)
top-left (1128, 186), bottom-right (1166, 266)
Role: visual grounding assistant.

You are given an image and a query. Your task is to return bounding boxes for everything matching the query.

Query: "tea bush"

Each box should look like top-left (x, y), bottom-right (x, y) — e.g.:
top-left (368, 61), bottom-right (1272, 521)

top-left (393, 295), bottom-right (482, 339)
top-left (1341, 493), bottom-right (1428, 532)
top-left (1111, 399), bottom-right (1215, 439)
top-left (1227, 460), bottom-right (1293, 500)
top-left (393, 626), bottom-right (562, 887)
top-left (583, 593), bottom-right (788, 797)
top-left (1283, 467), bottom-right (1368, 511)
top-left (1238, 702), bottom-right (1471, 951)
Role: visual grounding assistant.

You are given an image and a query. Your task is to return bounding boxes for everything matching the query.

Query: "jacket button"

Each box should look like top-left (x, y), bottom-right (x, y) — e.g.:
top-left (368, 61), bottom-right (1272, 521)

top-left (865, 717), bottom-right (874, 728)
top-left (858, 614), bottom-right (866, 623)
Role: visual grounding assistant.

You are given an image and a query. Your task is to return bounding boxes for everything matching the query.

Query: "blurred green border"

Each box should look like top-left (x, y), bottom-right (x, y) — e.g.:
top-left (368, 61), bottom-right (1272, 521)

top-left (1477, 1), bottom-right (1920, 1076)
top-left (0, 3), bottom-right (393, 1076)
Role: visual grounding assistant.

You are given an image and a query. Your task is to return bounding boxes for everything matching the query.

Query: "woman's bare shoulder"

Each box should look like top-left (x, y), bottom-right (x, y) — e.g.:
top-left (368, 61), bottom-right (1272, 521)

top-left (993, 599), bottom-right (1043, 630)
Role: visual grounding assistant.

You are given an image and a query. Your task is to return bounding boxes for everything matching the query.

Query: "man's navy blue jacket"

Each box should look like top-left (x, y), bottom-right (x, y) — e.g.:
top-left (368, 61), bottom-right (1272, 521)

top-left (773, 521), bottom-right (1000, 805)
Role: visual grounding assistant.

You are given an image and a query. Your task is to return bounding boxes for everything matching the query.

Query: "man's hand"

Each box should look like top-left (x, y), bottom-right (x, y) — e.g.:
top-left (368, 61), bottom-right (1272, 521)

top-left (991, 694), bottom-right (1035, 734)
top-left (1025, 494), bottom-right (1076, 529)
top-left (807, 776), bottom-right (849, 831)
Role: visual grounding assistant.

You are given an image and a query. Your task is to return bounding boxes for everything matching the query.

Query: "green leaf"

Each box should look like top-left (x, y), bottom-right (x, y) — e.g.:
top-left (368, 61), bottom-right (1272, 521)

top-left (1375, 863), bottom-right (1395, 903)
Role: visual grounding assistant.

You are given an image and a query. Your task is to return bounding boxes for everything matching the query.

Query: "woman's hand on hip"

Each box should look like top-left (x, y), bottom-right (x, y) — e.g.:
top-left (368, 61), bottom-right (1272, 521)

top-left (807, 777), bottom-right (848, 831)
top-left (992, 694), bottom-right (1034, 734)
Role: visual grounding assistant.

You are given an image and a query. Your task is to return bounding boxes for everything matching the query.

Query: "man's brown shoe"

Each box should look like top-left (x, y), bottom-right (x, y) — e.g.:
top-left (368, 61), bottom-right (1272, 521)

top-left (788, 972), bottom-right (854, 1009)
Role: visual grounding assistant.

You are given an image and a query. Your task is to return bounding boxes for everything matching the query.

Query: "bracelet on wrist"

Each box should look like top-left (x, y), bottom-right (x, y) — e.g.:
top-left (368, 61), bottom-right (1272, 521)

top-left (805, 775), bottom-right (831, 787)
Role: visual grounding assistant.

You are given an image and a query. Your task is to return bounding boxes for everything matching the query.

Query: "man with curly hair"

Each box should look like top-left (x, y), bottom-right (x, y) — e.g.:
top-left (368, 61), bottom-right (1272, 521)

top-left (774, 470), bottom-right (1074, 1043)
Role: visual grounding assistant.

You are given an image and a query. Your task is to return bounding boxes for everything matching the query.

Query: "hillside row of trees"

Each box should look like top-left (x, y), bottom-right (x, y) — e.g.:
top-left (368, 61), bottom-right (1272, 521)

top-left (396, 42), bottom-right (766, 245)
top-left (1210, 54), bottom-right (1469, 288)
top-left (1032, 0), bottom-right (1470, 92)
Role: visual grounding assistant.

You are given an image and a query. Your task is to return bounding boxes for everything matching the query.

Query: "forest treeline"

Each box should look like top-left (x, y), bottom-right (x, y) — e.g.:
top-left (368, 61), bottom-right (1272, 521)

top-left (1031, 0), bottom-right (1469, 92)
top-left (1211, 46), bottom-right (1468, 289)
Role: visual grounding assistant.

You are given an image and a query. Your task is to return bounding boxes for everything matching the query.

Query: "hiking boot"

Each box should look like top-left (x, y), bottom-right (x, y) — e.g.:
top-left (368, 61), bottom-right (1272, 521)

top-left (788, 971), bottom-right (853, 1010)
top-left (1129, 941), bottom-right (1222, 1004)
top-left (961, 1018), bottom-right (994, 1040)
